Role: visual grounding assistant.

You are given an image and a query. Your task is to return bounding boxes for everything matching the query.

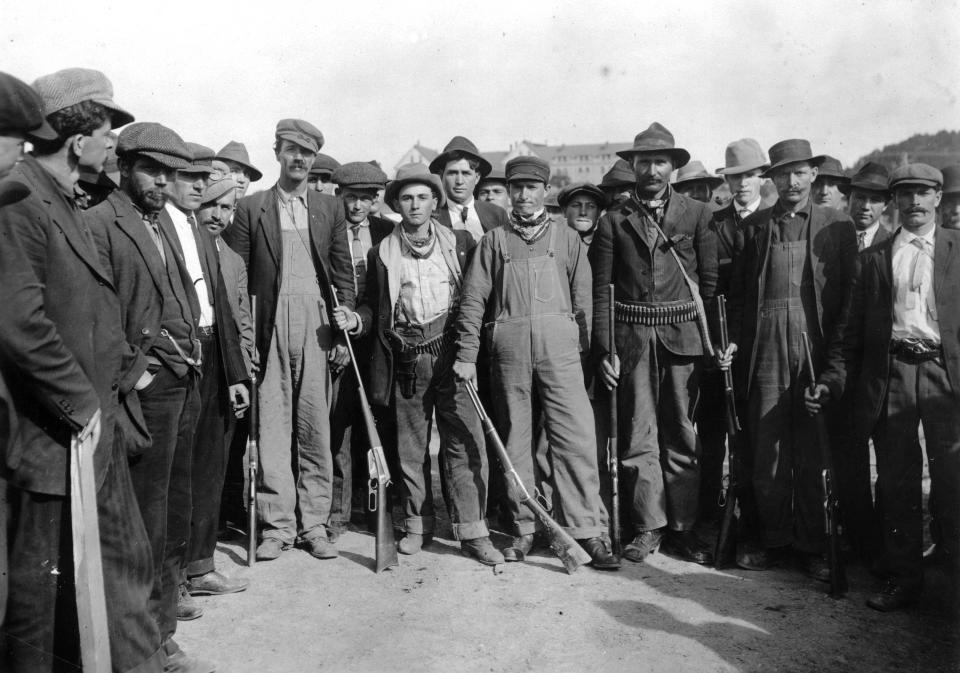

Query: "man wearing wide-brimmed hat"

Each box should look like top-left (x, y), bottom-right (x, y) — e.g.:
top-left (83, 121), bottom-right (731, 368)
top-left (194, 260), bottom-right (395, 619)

top-left (939, 164), bottom-right (960, 230)
top-left (672, 160), bottom-right (723, 204)
top-left (430, 135), bottom-right (509, 242)
top-left (221, 119), bottom-right (355, 563)
top-left (1, 69), bottom-right (167, 673)
top-left (332, 163), bottom-right (502, 566)
top-left (591, 122), bottom-right (718, 567)
top-left (216, 140), bottom-right (262, 198)
top-left (725, 138), bottom-right (856, 580)
top-left (598, 158), bottom-right (635, 211)
top-left (842, 162), bottom-right (894, 250)
top-left (812, 155), bottom-right (850, 211)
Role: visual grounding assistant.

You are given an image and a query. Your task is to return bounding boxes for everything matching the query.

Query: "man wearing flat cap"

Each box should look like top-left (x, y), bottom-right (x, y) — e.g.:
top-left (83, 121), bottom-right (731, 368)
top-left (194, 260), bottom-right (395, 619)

top-left (216, 140), bottom-right (262, 199)
top-left (808, 163), bottom-right (960, 611)
top-left (559, 181), bottom-right (608, 244)
top-left (455, 155), bottom-right (619, 570)
top-left (672, 161), bottom-right (723, 204)
top-left (1, 69), bottom-right (165, 673)
top-left (812, 155), bottom-right (850, 211)
top-left (725, 138), bottom-right (856, 580)
top-left (475, 161), bottom-right (510, 212)
top-left (308, 153), bottom-right (340, 195)
top-left (939, 164), bottom-right (960, 230)
top-left (222, 118), bottom-right (354, 561)
top-left (431, 135), bottom-right (509, 243)
top-left (592, 122), bottom-right (718, 566)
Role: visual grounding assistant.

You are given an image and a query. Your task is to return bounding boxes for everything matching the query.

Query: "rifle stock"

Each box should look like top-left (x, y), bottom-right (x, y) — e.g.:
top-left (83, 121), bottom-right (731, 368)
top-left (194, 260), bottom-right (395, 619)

top-left (464, 380), bottom-right (591, 574)
top-left (247, 296), bottom-right (259, 567)
top-left (607, 283), bottom-right (621, 556)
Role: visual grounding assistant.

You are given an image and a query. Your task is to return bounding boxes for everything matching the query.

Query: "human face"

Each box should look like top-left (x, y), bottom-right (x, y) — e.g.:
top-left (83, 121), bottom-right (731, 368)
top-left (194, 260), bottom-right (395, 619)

top-left (198, 189), bottom-right (237, 235)
top-left (508, 180), bottom-right (547, 218)
top-left (813, 175), bottom-right (846, 209)
top-left (632, 153), bottom-right (674, 198)
top-left (0, 132), bottom-right (25, 180)
top-left (370, 188), bottom-right (385, 215)
top-left (442, 158), bottom-right (479, 205)
top-left (564, 194), bottom-right (600, 233)
top-left (477, 180), bottom-right (509, 211)
top-left (77, 119), bottom-right (113, 173)
top-left (223, 160), bottom-right (251, 197)
top-left (340, 187), bottom-right (378, 225)
top-left (395, 183), bottom-right (437, 228)
top-left (725, 168), bottom-right (764, 208)
top-left (896, 184), bottom-right (941, 232)
top-left (165, 170), bottom-right (208, 211)
top-left (771, 161), bottom-right (817, 208)
top-left (847, 188), bottom-right (888, 231)
top-left (123, 156), bottom-right (175, 213)
top-left (675, 181), bottom-right (713, 203)
top-left (275, 139), bottom-right (315, 184)
top-left (941, 193), bottom-right (960, 230)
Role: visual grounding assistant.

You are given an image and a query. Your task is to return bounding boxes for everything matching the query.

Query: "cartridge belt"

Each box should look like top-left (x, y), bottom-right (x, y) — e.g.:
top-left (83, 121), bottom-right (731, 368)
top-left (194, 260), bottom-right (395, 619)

top-left (614, 300), bottom-right (697, 326)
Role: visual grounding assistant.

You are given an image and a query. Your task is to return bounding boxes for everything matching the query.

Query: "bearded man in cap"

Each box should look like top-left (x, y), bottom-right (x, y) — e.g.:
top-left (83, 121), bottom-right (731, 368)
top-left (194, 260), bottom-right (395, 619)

top-left (808, 163), bottom-right (960, 611)
top-left (939, 165), bottom-right (960, 230)
top-left (812, 155), bottom-right (850, 211)
top-left (0, 68), bottom-right (165, 673)
top-left (592, 122), bottom-right (718, 566)
top-left (216, 140), bottom-right (262, 199)
top-left (332, 163), bottom-right (501, 565)
top-left (430, 136), bottom-right (509, 243)
top-left (454, 155), bottom-right (619, 570)
top-left (672, 161), bottom-right (723, 204)
top-left (475, 163), bottom-right (510, 212)
top-left (725, 138), bottom-right (857, 579)
top-left (221, 119), bottom-right (354, 561)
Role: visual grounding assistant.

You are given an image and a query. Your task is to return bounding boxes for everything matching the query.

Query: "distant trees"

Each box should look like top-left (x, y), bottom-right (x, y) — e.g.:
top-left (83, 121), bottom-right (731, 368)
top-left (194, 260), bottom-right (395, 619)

top-left (855, 130), bottom-right (960, 170)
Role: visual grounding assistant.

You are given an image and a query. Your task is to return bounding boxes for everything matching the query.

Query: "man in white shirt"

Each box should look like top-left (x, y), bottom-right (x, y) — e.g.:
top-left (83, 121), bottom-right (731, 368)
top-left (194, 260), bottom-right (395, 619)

top-left (840, 162), bottom-right (894, 251)
top-left (430, 136), bottom-right (509, 241)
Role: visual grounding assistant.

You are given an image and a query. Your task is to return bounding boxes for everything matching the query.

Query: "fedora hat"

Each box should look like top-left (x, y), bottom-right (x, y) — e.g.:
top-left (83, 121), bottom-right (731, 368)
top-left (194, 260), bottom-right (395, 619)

top-left (816, 155), bottom-right (849, 182)
top-left (940, 164), bottom-right (960, 195)
top-left (216, 140), bottom-right (263, 182)
top-left (763, 139), bottom-right (824, 176)
top-left (385, 163), bottom-right (446, 207)
top-left (429, 136), bottom-right (492, 177)
top-left (672, 160), bottom-right (723, 189)
top-left (599, 159), bottom-right (634, 188)
top-left (616, 122), bottom-right (690, 168)
top-left (839, 162), bottom-right (889, 196)
top-left (717, 138), bottom-right (769, 175)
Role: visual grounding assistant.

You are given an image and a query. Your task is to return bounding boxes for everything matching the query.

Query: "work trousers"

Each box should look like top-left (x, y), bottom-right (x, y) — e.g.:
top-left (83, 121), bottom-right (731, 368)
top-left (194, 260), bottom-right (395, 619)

top-left (2, 441), bottom-right (163, 673)
top-left (258, 293), bottom-right (333, 545)
top-left (129, 363), bottom-right (200, 643)
top-left (830, 411), bottom-right (880, 562)
top-left (874, 355), bottom-right (960, 584)
top-left (617, 328), bottom-right (701, 533)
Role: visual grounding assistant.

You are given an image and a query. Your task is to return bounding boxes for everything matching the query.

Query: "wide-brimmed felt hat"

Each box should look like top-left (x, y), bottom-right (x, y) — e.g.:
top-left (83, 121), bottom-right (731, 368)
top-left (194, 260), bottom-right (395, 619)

top-left (385, 163), bottom-right (446, 207)
top-left (0, 71), bottom-right (57, 140)
top-left (275, 118), bottom-right (324, 154)
top-left (32, 67), bottom-right (134, 130)
top-left (557, 182), bottom-right (609, 210)
top-left (216, 140), bottom-right (262, 181)
top-left (116, 122), bottom-right (192, 170)
top-left (332, 161), bottom-right (388, 189)
top-left (717, 138), bottom-right (769, 175)
top-left (616, 122), bottom-right (690, 168)
top-left (816, 155), bottom-right (849, 183)
top-left (544, 193), bottom-right (560, 209)
top-left (505, 155), bottom-right (550, 184)
top-left (888, 163), bottom-right (943, 190)
top-left (599, 159), bottom-right (634, 189)
top-left (672, 160), bottom-right (723, 190)
top-left (939, 165), bottom-right (960, 195)
top-left (763, 139), bottom-right (824, 176)
top-left (309, 153), bottom-right (340, 177)
top-left (181, 142), bottom-right (217, 174)
top-left (429, 136), bottom-right (492, 177)
top-left (839, 162), bottom-right (889, 196)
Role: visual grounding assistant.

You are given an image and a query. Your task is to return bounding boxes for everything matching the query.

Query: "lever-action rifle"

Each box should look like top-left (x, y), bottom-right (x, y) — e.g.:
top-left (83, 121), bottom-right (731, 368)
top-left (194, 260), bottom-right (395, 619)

top-left (607, 283), bottom-right (621, 556)
top-left (714, 294), bottom-right (741, 568)
top-left (247, 296), bottom-right (259, 567)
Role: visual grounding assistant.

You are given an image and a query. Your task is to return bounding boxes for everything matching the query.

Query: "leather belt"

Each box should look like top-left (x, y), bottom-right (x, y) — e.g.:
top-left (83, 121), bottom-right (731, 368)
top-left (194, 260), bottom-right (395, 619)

top-left (890, 337), bottom-right (941, 364)
top-left (614, 300), bottom-right (697, 326)
top-left (197, 325), bottom-right (215, 337)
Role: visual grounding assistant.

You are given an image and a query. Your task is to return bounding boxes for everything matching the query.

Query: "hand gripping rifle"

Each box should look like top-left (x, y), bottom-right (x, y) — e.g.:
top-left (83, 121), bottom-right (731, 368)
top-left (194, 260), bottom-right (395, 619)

top-left (801, 331), bottom-right (847, 598)
top-left (247, 296), bottom-right (259, 567)
top-left (464, 380), bottom-right (592, 574)
top-left (331, 286), bottom-right (398, 573)
top-left (606, 284), bottom-right (621, 556)
top-left (714, 294), bottom-right (741, 568)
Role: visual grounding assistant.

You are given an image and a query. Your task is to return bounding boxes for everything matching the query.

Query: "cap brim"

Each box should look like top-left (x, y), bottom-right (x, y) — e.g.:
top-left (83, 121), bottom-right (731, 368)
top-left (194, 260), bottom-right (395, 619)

top-left (506, 172), bottom-right (547, 184)
top-left (276, 133), bottom-right (318, 154)
top-left (98, 100), bottom-right (135, 129)
top-left (0, 181), bottom-right (30, 207)
top-left (27, 119), bottom-right (59, 142)
top-left (134, 151), bottom-right (191, 170)
top-left (179, 164), bottom-right (217, 175)
top-left (891, 179), bottom-right (941, 189)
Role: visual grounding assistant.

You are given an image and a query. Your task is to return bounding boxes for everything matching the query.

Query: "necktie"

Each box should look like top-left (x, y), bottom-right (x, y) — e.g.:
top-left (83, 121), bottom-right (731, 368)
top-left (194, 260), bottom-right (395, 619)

top-left (187, 213), bottom-right (214, 303)
top-left (460, 205), bottom-right (469, 224)
top-left (145, 213), bottom-right (166, 263)
top-left (909, 237), bottom-right (931, 292)
top-left (857, 231), bottom-right (866, 251)
top-left (351, 226), bottom-right (366, 280)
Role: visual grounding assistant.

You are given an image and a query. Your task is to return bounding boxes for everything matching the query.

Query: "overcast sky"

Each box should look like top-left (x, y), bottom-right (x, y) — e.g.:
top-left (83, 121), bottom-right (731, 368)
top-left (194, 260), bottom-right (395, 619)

top-left (4, 0), bottom-right (958, 186)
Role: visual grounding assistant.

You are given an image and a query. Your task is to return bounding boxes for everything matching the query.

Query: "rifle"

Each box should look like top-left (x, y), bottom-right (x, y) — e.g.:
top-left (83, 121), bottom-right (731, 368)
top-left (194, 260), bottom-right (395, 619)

top-left (714, 294), bottom-right (741, 568)
top-left (247, 296), bottom-right (259, 567)
top-left (464, 380), bottom-right (592, 574)
top-left (331, 286), bottom-right (398, 573)
top-left (606, 283), bottom-right (621, 556)
top-left (801, 331), bottom-right (847, 598)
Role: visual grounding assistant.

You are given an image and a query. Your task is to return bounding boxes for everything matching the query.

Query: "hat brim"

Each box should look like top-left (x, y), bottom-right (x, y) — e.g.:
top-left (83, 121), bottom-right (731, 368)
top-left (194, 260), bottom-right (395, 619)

top-left (838, 181), bottom-right (889, 197)
top-left (558, 186), bottom-right (609, 210)
top-left (673, 176), bottom-right (724, 190)
top-left (717, 161), bottom-right (770, 176)
top-left (179, 164), bottom-right (217, 175)
top-left (0, 181), bottom-right (30, 207)
top-left (506, 172), bottom-right (548, 184)
top-left (97, 99), bottom-right (135, 129)
top-left (337, 182), bottom-right (384, 191)
top-left (276, 132), bottom-right (319, 154)
top-left (429, 151), bottom-right (492, 178)
top-left (616, 148), bottom-right (690, 169)
top-left (385, 175), bottom-right (446, 208)
top-left (27, 118), bottom-right (59, 142)
top-left (216, 155), bottom-right (263, 182)
top-left (126, 150), bottom-right (191, 170)
top-left (890, 178), bottom-right (942, 190)
top-left (762, 155), bottom-right (825, 178)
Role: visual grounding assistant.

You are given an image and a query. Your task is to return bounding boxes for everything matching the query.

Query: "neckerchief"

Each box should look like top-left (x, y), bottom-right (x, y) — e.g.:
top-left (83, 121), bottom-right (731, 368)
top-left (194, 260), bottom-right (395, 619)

top-left (508, 208), bottom-right (551, 243)
top-left (632, 186), bottom-right (670, 224)
top-left (399, 220), bottom-right (437, 259)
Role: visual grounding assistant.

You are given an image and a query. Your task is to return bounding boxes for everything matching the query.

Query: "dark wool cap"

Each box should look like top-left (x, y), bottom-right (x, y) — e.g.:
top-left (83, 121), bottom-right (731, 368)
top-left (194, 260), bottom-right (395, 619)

top-left (276, 118), bottom-right (324, 153)
top-left (332, 161), bottom-right (388, 189)
top-left (116, 122), bottom-right (192, 170)
top-left (505, 155), bottom-right (550, 184)
top-left (0, 71), bottom-right (56, 139)
top-left (557, 182), bottom-right (608, 210)
top-left (889, 163), bottom-right (943, 190)
top-left (181, 142), bottom-right (216, 174)
top-left (309, 153), bottom-right (340, 177)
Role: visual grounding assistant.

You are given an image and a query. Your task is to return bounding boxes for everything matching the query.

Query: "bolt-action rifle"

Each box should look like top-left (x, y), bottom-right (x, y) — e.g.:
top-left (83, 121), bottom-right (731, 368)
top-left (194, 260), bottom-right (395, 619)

top-left (714, 294), bottom-right (742, 568)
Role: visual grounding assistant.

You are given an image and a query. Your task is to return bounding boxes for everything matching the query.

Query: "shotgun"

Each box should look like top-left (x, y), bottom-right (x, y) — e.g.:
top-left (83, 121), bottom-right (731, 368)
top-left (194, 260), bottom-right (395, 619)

top-left (247, 296), bottom-right (259, 567)
top-left (464, 380), bottom-right (592, 574)
top-left (606, 283), bottom-right (621, 556)
top-left (331, 286), bottom-right (398, 573)
top-left (714, 294), bottom-right (741, 568)
top-left (801, 331), bottom-right (847, 598)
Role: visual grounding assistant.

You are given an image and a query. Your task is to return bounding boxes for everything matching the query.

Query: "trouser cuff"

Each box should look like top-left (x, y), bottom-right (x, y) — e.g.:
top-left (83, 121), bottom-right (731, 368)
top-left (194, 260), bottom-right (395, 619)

top-left (185, 558), bottom-right (215, 578)
top-left (515, 520), bottom-right (537, 536)
top-left (452, 520), bottom-right (490, 540)
top-left (123, 645), bottom-right (165, 673)
top-left (404, 516), bottom-right (435, 535)
top-left (299, 524), bottom-right (328, 544)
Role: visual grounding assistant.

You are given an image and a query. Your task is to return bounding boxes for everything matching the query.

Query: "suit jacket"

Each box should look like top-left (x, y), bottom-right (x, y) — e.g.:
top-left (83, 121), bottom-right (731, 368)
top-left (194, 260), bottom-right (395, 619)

top-left (217, 239), bottom-right (256, 376)
top-left (591, 192), bottom-right (718, 359)
top-left (709, 202), bottom-right (749, 297)
top-left (728, 201), bottom-right (857, 396)
top-left (821, 227), bottom-right (960, 442)
top-left (436, 199), bottom-right (509, 235)
top-left (356, 225), bottom-right (474, 407)
top-left (222, 185), bottom-right (355, 371)
top-left (347, 215), bottom-right (395, 305)
top-left (0, 156), bottom-right (143, 495)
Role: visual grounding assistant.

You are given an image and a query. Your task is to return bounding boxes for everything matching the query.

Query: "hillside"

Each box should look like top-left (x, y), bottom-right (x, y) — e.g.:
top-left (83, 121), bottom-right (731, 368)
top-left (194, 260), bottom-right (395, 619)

top-left (855, 130), bottom-right (960, 170)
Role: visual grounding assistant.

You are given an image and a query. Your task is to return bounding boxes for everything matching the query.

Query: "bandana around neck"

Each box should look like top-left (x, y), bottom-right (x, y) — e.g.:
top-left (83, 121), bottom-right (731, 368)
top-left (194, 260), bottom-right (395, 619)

top-left (508, 208), bottom-right (551, 243)
top-left (399, 220), bottom-right (437, 259)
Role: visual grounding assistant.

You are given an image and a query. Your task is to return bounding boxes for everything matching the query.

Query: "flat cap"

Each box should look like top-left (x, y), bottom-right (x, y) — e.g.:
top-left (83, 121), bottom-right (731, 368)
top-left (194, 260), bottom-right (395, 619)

top-left (32, 68), bottom-right (134, 129)
top-left (181, 142), bottom-right (216, 174)
top-left (116, 122), bottom-right (192, 170)
top-left (888, 163), bottom-right (943, 190)
top-left (506, 155), bottom-right (550, 184)
top-left (216, 140), bottom-right (262, 182)
top-left (275, 118), bottom-right (324, 154)
top-left (0, 71), bottom-right (57, 140)
top-left (385, 163), bottom-right (445, 207)
top-left (557, 182), bottom-right (608, 210)
top-left (309, 153), bottom-right (340, 177)
top-left (332, 161), bottom-right (388, 189)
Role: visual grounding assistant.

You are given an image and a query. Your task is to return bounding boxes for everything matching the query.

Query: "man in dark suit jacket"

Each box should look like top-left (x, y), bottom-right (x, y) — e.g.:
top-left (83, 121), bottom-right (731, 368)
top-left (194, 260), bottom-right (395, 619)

top-left (430, 136), bottom-right (509, 242)
top-left (592, 123), bottom-right (718, 566)
top-left (0, 70), bottom-right (163, 673)
top-left (220, 119), bottom-right (355, 562)
top-left (726, 139), bottom-right (857, 580)
top-left (810, 164), bottom-right (959, 611)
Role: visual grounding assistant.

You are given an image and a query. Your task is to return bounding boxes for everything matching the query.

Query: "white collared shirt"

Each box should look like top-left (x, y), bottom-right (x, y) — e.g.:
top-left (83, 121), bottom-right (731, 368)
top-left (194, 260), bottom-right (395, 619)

top-left (857, 221), bottom-right (881, 249)
top-left (397, 227), bottom-right (455, 326)
top-left (165, 203), bottom-right (213, 327)
top-left (446, 198), bottom-right (485, 243)
top-left (736, 195), bottom-right (762, 220)
top-left (891, 226), bottom-right (939, 342)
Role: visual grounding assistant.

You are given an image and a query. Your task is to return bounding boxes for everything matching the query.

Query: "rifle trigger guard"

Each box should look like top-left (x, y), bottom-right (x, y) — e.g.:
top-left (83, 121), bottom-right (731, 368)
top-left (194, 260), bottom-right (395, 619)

top-left (533, 488), bottom-right (551, 513)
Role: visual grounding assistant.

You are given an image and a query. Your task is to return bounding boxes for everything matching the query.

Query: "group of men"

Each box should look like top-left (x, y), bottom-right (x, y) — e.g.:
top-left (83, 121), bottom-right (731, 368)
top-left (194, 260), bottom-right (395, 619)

top-left (0, 65), bottom-right (958, 673)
